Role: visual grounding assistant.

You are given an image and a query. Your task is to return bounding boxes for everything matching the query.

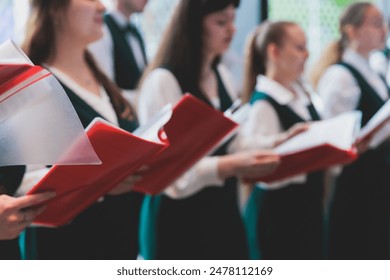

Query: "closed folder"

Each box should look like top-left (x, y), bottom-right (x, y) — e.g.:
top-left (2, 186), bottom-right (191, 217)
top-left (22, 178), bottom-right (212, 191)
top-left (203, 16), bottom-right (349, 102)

top-left (131, 94), bottom-right (239, 194)
top-left (246, 111), bottom-right (361, 183)
top-left (28, 118), bottom-right (168, 227)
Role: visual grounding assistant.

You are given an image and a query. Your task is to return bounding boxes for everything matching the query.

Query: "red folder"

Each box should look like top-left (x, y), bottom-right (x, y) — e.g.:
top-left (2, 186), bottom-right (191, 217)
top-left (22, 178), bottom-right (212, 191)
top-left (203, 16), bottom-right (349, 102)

top-left (132, 94), bottom-right (239, 194)
top-left (28, 119), bottom-right (167, 227)
top-left (246, 145), bottom-right (358, 183)
top-left (245, 111), bottom-right (360, 183)
top-left (28, 94), bottom-right (238, 226)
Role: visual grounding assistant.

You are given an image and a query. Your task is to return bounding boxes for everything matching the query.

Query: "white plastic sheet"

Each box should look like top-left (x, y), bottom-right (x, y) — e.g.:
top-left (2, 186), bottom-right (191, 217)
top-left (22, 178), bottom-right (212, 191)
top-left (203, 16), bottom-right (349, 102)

top-left (0, 40), bottom-right (101, 166)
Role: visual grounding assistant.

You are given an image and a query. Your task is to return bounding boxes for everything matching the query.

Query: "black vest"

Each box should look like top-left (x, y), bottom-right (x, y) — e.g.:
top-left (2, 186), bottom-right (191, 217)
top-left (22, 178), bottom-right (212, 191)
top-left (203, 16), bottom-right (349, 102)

top-left (105, 14), bottom-right (147, 90)
top-left (337, 62), bottom-right (388, 126)
top-left (250, 90), bottom-right (320, 129)
top-left (60, 82), bottom-right (138, 132)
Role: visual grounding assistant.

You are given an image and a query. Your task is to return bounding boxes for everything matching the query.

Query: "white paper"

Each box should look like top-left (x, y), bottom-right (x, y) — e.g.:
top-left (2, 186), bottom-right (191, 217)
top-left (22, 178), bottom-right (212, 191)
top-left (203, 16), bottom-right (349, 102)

top-left (274, 111), bottom-right (362, 155)
top-left (132, 104), bottom-right (173, 142)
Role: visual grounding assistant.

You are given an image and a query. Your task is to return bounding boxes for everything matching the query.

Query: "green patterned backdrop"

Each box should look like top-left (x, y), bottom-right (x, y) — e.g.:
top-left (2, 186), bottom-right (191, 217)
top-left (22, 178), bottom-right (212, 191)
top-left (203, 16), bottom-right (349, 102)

top-left (269, 0), bottom-right (374, 69)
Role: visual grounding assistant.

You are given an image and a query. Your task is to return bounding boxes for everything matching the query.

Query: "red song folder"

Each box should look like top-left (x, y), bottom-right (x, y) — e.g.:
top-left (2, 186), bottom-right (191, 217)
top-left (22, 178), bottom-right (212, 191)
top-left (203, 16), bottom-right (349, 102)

top-left (245, 111), bottom-right (361, 183)
top-left (28, 119), bottom-right (168, 227)
top-left (28, 94), bottom-right (239, 226)
top-left (131, 94), bottom-right (239, 194)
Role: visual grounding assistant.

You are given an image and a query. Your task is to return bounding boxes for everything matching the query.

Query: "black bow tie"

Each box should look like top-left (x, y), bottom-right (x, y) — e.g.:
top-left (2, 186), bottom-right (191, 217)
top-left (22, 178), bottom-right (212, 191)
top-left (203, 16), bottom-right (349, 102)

top-left (123, 23), bottom-right (140, 36)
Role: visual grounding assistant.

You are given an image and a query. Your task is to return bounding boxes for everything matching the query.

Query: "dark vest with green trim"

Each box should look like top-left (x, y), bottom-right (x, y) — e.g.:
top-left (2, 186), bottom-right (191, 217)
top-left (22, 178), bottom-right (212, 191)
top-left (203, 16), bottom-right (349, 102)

top-left (143, 67), bottom-right (248, 260)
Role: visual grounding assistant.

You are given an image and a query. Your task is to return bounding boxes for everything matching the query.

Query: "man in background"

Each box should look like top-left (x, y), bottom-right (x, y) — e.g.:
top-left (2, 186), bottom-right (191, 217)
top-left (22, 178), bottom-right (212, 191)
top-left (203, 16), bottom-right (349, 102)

top-left (90, 0), bottom-right (148, 105)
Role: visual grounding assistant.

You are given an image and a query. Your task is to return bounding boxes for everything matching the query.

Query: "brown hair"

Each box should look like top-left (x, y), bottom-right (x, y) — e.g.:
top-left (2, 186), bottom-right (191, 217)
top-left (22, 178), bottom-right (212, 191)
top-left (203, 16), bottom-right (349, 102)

top-left (23, 0), bottom-right (135, 121)
top-left (241, 20), bottom-right (296, 103)
top-left (310, 2), bottom-right (372, 89)
top-left (139, 0), bottom-right (240, 104)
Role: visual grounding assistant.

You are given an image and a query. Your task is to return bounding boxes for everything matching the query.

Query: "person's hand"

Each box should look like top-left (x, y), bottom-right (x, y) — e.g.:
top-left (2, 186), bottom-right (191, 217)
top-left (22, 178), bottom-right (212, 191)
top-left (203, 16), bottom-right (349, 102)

top-left (0, 192), bottom-right (55, 240)
top-left (354, 135), bottom-right (372, 155)
top-left (273, 123), bottom-right (309, 147)
top-left (354, 117), bottom-right (390, 155)
top-left (218, 150), bottom-right (280, 180)
top-left (107, 166), bottom-right (147, 195)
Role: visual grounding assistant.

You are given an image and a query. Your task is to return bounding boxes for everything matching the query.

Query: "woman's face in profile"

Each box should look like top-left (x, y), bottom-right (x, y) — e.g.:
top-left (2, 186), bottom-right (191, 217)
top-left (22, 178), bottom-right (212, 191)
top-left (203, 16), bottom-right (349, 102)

top-left (353, 6), bottom-right (386, 53)
top-left (202, 4), bottom-right (236, 57)
top-left (274, 24), bottom-right (309, 80)
top-left (60, 0), bottom-right (106, 44)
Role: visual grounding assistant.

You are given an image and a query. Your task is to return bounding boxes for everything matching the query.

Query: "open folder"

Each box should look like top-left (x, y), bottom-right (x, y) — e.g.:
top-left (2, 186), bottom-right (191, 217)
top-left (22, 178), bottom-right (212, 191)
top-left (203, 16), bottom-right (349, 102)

top-left (357, 98), bottom-right (390, 147)
top-left (0, 40), bottom-right (100, 166)
top-left (131, 94), bottom-right (239, 194)
top-left (246, 111), bottom-right (361, 183)
top-left (28, 94), bottom-right (240, 227)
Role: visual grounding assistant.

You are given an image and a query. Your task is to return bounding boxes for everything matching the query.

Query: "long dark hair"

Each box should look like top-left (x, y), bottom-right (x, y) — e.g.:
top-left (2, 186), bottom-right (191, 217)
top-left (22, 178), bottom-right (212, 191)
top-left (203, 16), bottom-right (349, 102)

top-left (139, 0), bottom-right (240, 104)
top-left (23, 0), bottom-right (135, 121)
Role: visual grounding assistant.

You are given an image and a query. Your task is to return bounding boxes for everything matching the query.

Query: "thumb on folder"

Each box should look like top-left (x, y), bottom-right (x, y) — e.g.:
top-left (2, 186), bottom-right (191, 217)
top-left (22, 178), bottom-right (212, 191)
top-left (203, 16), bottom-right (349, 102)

top-left (273, 122), bottom-right (310, 147)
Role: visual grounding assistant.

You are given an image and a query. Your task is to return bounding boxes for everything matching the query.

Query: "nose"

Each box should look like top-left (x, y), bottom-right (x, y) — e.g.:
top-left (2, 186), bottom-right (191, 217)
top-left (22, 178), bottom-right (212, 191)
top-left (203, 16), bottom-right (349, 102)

top-left (304, 49), bottom-right (309, 60)
top-left (97, 0), bottom-right (106, 13)
top-left (230, 22), bottom-right (236, 36)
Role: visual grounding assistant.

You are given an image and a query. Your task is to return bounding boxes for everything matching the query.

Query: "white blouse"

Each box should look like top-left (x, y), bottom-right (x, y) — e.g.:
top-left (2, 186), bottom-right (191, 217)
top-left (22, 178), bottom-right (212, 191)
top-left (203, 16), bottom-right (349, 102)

top-left (138, 64), bottom-right (238, 199)
top-left (236, 75), bottom-right (318, 190)
top-left (317, 48), bottom-right (389, 148)
top-left (88, 10), bottom-right (146, 106)
top-left (47, 66), bottom-right (119, 125)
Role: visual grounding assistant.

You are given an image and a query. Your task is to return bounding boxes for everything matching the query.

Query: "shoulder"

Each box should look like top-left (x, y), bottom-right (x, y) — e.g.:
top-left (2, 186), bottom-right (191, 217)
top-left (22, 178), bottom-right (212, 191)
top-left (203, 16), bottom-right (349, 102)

top-left (317, 64), bottom-right (357, 92)
top-left (321, 64), bottom-right (356, 82)
top-left (141, 68), bottom-right (181, 94)
top-left (144, 68), bottom-right (179, 84)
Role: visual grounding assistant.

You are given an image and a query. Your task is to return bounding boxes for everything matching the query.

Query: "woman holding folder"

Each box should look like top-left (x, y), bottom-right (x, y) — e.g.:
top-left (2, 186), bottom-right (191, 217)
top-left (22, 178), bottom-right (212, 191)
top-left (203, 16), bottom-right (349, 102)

top-left (239, 21), bottom-right (324, 259)
top-left (21, 0), bottom-right (143, 259)
top-left (312, 2), bottom-right (390, 259)
top-left (137, 0), bottom-right (280, 260)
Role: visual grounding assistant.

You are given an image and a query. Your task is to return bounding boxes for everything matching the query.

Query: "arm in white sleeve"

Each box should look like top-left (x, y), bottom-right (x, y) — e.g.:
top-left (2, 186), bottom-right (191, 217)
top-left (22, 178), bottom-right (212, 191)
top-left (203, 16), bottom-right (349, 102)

top-left (138, 69), bottom-right (224, 199)
top-left (233, 100), bottom-right (306, 190)
top-left (369, 51), bottom-right (388, 79)
top-left (232, 101), bottom-right (283, 151)
top-left (317, 65), bottom-right (361, 119)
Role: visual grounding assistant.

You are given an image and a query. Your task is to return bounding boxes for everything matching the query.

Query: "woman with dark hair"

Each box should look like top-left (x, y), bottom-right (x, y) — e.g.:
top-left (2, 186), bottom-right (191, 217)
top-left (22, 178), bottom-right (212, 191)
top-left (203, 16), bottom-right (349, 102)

top-left (21, 0), bottom-right (143, 259)
top-left (313, 2), bottom-right (390, 259)
top-left (239, 21), bottom-right (324, 260)
top-left (138, 0), bottom-right (280, 260)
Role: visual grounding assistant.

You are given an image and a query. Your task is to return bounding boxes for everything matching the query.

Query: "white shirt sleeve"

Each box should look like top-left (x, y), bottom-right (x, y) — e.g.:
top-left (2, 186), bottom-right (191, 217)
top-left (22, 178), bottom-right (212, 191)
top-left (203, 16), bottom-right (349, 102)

top-left (369, 51), bottom-right (388, 79)
top-left (138, 69), bottom-right (224, 199)
top-left (317, 65), bottom-right (361, 119)
top-left (234, 100), bottom-right (306, 190)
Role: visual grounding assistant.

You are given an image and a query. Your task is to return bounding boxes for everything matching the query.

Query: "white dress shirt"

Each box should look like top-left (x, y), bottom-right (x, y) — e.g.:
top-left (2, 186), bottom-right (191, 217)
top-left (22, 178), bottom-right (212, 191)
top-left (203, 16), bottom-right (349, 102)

top-left (318, 48), bottom-right (389, 148)
top-left (370, 50), bottom-right (390, 87)
top-left (89, 10), bottom-right (146, 106)
top-left (47, 67), bottom-right (119, 125)
top-left (236, 75), bottom-right (317, 190)
top-left (138, 65), bottom-right (238, 199)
